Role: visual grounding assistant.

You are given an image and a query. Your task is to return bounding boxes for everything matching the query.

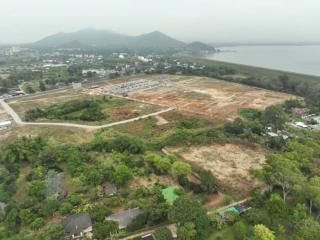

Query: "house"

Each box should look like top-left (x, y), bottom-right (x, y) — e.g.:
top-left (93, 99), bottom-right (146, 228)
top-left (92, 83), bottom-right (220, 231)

top-left (103, 182), bottom-right (117, 197)
top-left (72, 82), bottom-right (82, 89)
top-left (61, 213), bottom-right (93, 239)
top-left (106, 208), bottom-right (141, 229)
top-left (0, 121), bottom-right (11, 131)
top-left (294, 122), bottom-right (309, 129)
top-left (218, 207), bottom-right (240, 218)
top-left (234, 204), bottom-right (252, 214)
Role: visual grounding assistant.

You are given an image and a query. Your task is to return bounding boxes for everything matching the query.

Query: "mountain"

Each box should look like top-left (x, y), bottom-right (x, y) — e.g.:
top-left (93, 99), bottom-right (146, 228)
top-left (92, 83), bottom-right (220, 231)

top-left (30, 29), bottom-right (186, 51)
top-left (33, 29), bottom-right (132, 49)
top-left (186, 41), bottom-right (215, 52)
top-left (133, 31), bottom-right (185, 50)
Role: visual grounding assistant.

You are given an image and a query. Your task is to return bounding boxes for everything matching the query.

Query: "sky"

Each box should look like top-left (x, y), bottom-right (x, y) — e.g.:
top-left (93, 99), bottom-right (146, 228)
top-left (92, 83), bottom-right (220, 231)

top-left (0, 0), bottom-right (320, 44)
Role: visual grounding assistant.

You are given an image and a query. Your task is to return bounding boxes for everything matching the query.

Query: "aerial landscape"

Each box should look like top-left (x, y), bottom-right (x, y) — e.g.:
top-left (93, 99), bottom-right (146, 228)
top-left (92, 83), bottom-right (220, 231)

top-left (1, 1), bottom-right (320, 240)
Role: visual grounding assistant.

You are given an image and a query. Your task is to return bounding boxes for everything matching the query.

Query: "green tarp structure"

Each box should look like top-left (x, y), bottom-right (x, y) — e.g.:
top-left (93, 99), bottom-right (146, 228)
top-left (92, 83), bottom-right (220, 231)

top-left (218, 207), bottom-right (240, 218)
top-left (161, 187), bottom-right (178, 205)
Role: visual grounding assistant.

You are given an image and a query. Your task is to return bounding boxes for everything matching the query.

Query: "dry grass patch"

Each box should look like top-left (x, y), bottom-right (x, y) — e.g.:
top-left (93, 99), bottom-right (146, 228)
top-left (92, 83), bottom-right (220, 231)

top-left (167, 143), bottom-right (266, 197)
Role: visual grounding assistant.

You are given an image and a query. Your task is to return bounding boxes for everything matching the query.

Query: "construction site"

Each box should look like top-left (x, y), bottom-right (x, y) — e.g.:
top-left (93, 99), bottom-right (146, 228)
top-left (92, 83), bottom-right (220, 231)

top-left (87, 75), bottom-right (295, 121)
top-left (105, 79), bottom-right (172, 95)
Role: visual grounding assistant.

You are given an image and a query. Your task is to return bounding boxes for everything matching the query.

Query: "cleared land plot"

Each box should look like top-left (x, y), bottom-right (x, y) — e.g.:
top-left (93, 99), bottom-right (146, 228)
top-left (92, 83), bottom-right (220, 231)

top-left (8, 89), bottom-right (163, 125)
top-left (130, 76), bottom-right (295, 121)
top-left (168, 144), bottom-right (266, 197)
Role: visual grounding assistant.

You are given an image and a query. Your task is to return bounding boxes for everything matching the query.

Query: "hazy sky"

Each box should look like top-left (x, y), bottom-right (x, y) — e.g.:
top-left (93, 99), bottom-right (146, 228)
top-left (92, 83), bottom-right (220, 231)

top-left (1, 0), bottom-right (320, 44)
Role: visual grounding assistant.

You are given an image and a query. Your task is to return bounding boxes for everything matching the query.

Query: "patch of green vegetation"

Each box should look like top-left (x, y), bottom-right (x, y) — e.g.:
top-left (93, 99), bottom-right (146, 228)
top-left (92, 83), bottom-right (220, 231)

top-left (208, 227), bottom-right (235, 240)
top-left (24, 97), bottom-right (112, 122)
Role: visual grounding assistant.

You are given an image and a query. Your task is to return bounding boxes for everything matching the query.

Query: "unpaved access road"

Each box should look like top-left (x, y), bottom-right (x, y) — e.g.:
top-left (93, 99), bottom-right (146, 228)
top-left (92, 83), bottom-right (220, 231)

top-left (0, 99), bottom-right (174, 130)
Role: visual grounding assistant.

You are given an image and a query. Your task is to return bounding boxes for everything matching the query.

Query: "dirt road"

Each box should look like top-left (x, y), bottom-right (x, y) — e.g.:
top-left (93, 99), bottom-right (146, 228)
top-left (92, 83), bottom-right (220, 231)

top-left (0, 99), bottom-right (174, 130)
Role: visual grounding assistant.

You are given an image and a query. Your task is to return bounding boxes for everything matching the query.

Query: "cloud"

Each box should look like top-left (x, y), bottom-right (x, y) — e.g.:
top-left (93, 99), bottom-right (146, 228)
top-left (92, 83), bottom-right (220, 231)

top-left (0, 0), bottom-right (319, 43)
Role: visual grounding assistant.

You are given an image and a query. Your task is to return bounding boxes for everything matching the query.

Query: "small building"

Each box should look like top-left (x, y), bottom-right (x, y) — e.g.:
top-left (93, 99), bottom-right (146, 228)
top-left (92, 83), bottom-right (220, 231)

top-left (0, 121), bottom-right (11, 130)
top-left (103, 182), bottom-right (117, 197)
top-left (106, 208), bottom-right (141, 229)
top-left (312, 116), bottom-right (320, 124)
top-left (72, 82), bottom-right (82, 89)
top-left (61, 213), bottom-right (93, 239)
top-left (295, 122), bottom-right (309, 129)
top-left (234, 204), bottom-right (252, 214)
top-left (267, 132), bottom-right (278, 137)
top-left (218, 207), bottom-right (240, 218)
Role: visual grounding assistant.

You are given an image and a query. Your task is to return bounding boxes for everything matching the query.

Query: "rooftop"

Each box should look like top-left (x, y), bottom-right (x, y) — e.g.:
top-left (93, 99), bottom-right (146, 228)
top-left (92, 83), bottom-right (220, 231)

top-left (61, 213), bottom-right (92, 235)
top-left (161, 187), bottom-right (179, 205)
top-left (106, 208), bottom-right (141, 229)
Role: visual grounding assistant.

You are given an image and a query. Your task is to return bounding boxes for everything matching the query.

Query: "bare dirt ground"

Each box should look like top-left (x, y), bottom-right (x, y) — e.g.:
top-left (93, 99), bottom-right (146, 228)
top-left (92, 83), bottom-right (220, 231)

top-left (167, 143), bottom-right (266, 197)
top-left (129, 76), bottom-right (295, 121)
top-left (130, 173), bottom-right (177, 189)
top-left (203, 192), bottom-right (226, 210)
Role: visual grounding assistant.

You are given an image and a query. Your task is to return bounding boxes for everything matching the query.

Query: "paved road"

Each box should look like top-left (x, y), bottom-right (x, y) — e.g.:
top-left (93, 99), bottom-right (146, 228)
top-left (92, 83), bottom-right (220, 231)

top-left (0, 99), bottom-right (174, 130)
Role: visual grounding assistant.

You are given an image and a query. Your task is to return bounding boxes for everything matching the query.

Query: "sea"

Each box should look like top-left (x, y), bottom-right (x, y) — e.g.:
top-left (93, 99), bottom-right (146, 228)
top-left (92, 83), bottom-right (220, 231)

top-left (207, 45), bottom-right (320, 77)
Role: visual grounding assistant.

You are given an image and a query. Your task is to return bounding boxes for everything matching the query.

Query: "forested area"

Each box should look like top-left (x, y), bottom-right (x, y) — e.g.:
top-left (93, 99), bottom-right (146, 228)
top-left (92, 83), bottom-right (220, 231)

top-left (1, 98), bottom-right (320, 239)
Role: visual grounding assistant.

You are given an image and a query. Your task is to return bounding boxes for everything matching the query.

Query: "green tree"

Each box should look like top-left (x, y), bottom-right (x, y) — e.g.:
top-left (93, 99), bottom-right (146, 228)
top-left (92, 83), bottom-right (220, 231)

top-left (233, 221), bottom-right (248, 240)
top-left (168, 196), bottom-right (211, 239)
top-left (145, 154), bottom-right (172, 175)
top-left (224, 118), bottom-right (246, 135)
top-left (27, 180), bottom-right (47, 200)
top-left (4, 208), bottom-right (19, 232)
top-left (253, 224), bottom-right (275, 240)
top-left (30, 217), bottom-right (45, 230)
top-left (39, 80), bottom-right (46, 91)
top-left (25, 84), bottom-right (35, 93)
top-left (34, 223), bottom-right (65, 240)
top-left (266, 194), bottom-right (287, 217)
top-left (89, 204), bottom-right (111, 223)
top-left (171, 161), bottom-right (192, 178)
top-left (59, 202), bottom-right (73, 215)
top-left (297, 217), bottom-right (320, 240)
top-left (93, 221), bottom-right (119, 240)
top-left (114, 164), bottom-right (133, 186)
top-left (261, 154), bottom-right (305, 202)
top-left (168, 196), bottom-right (204, 223)
top-left (199, 170), bottom-right (218, 194)
top-left (153, 227), bottom-right (172, 240)
top-left (263, 105), bottom-right (287, 130)
top-left (178, 222), bottom-right (197, 240)
top-left (20, 209), bottom-right (37, 226)
top-left (306, 176), bottom-right (320, 215)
